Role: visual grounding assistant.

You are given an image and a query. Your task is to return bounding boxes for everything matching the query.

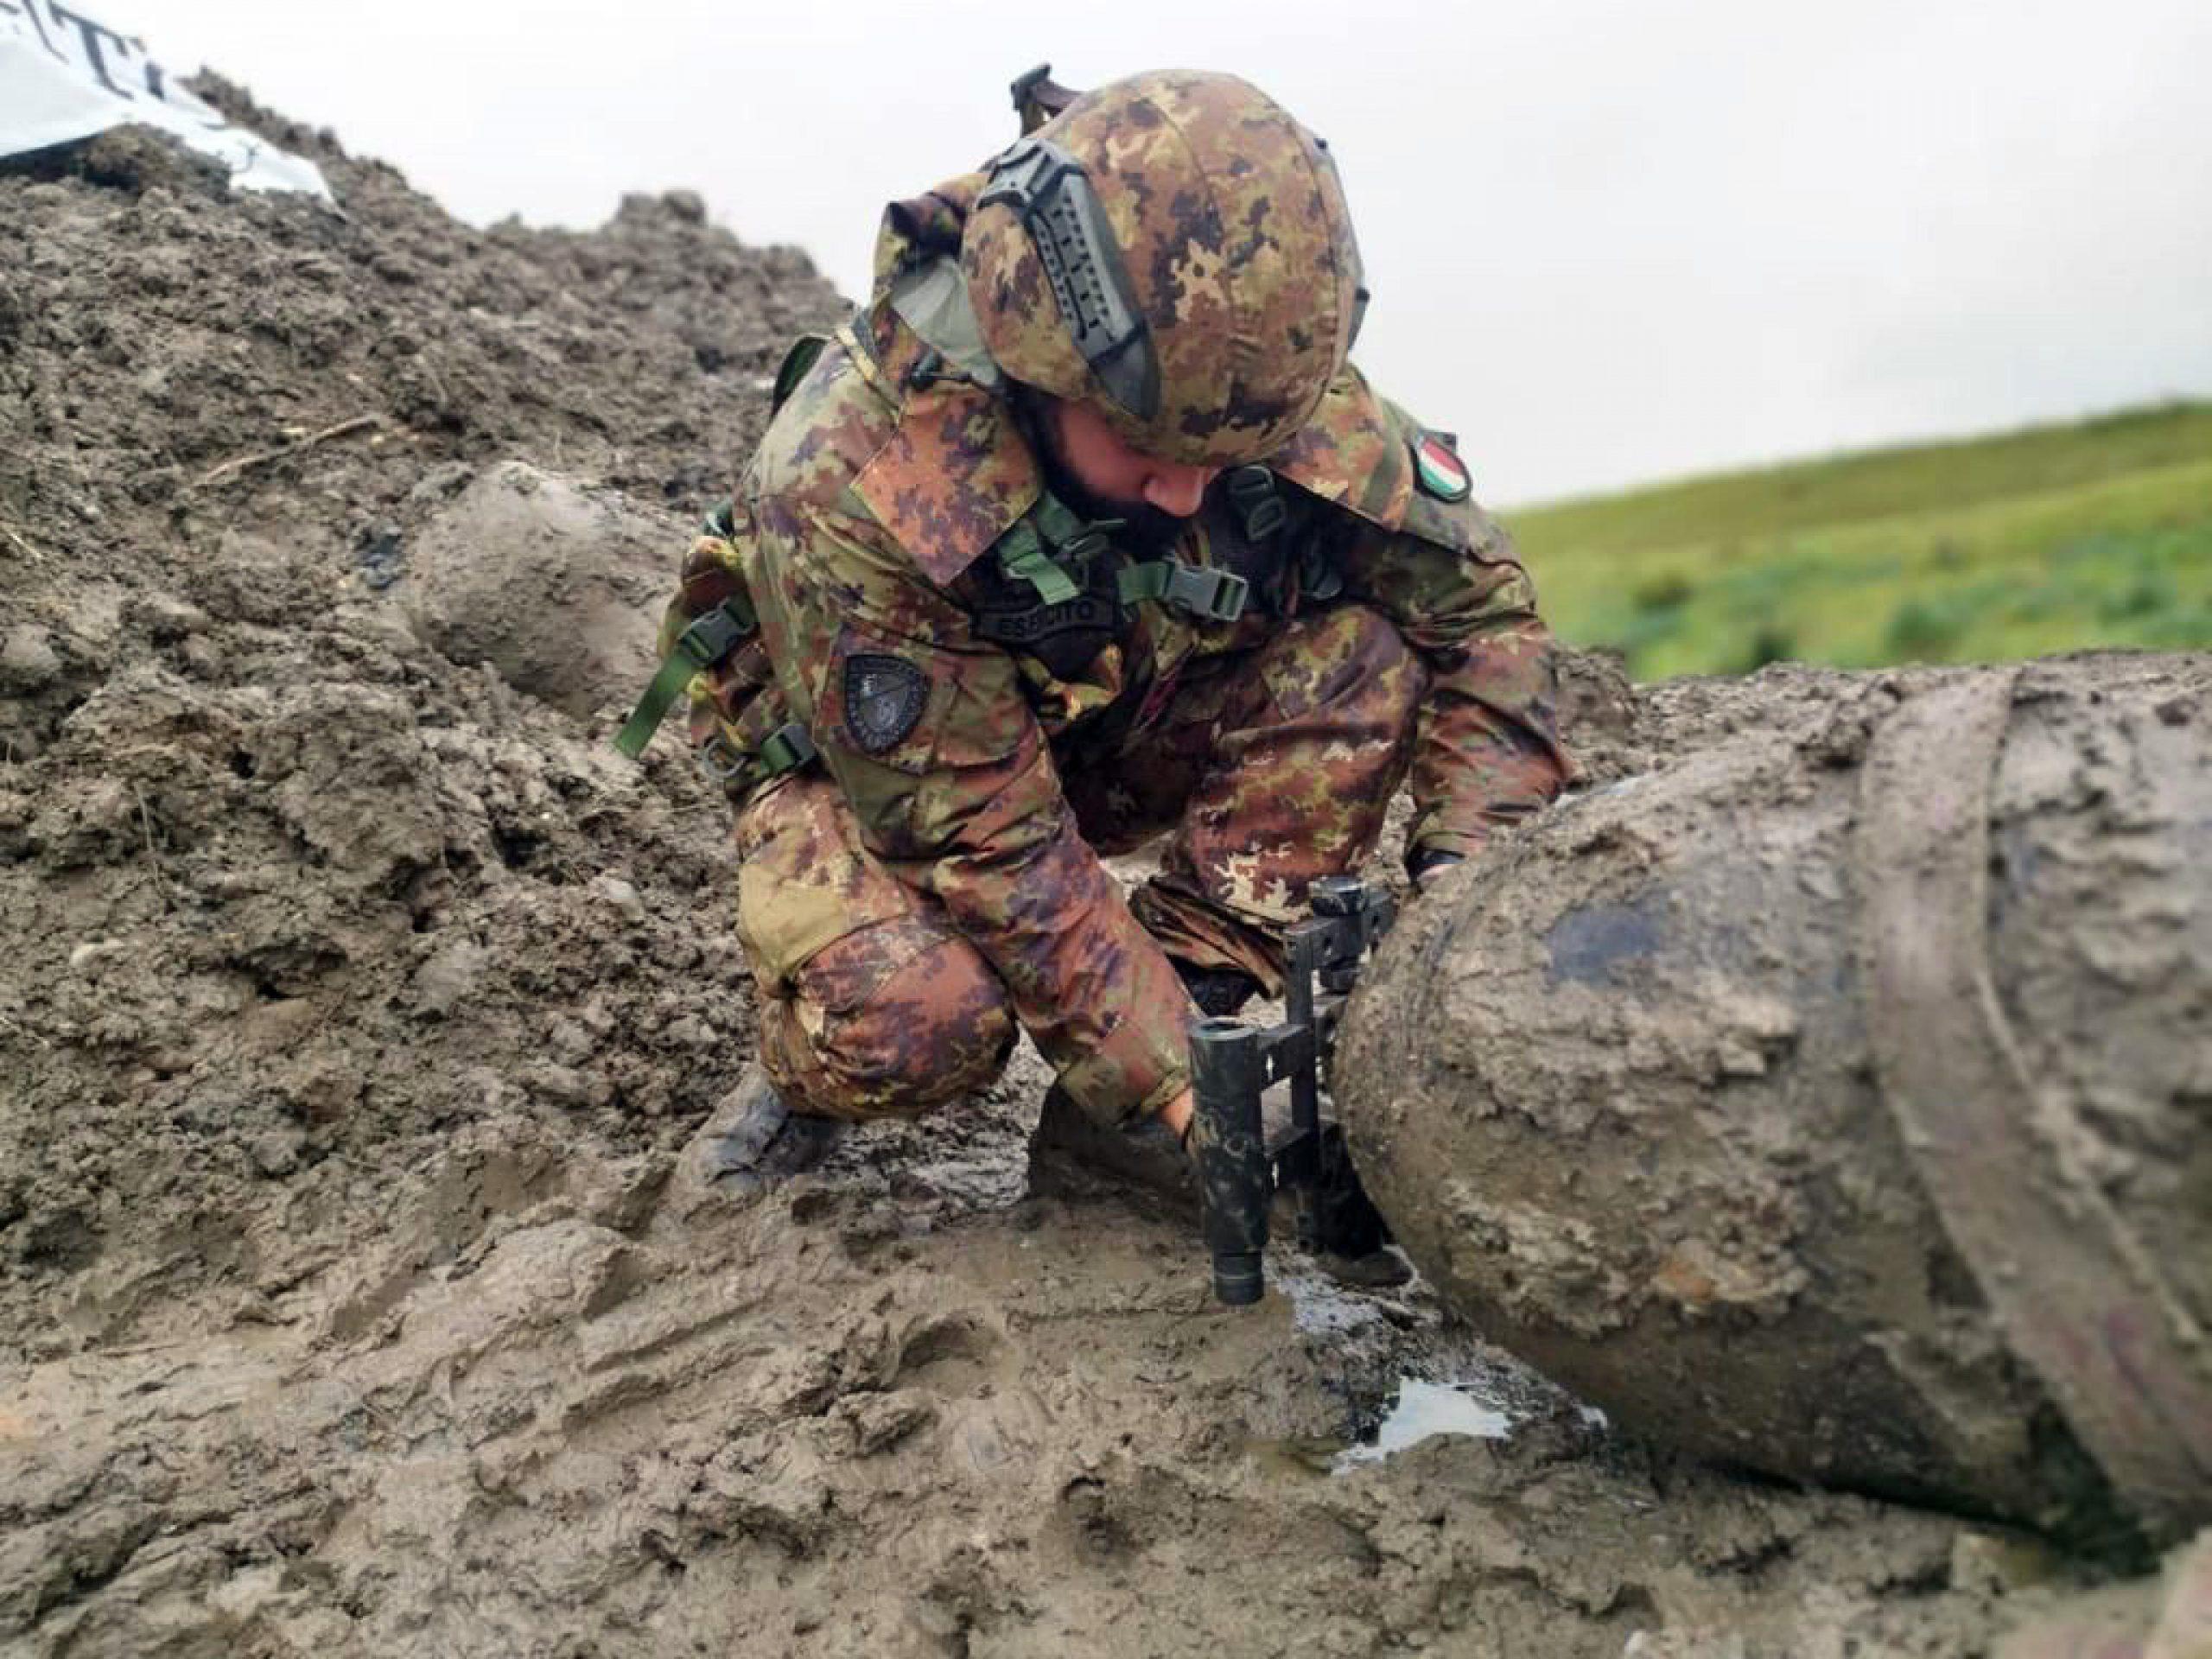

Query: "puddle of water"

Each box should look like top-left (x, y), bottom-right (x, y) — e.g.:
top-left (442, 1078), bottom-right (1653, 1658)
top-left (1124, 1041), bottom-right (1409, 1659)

top-left (1334, 1378), bottom-right (1515, 1470)
top-left (1259, 1252), bottom-right (1605, 1478)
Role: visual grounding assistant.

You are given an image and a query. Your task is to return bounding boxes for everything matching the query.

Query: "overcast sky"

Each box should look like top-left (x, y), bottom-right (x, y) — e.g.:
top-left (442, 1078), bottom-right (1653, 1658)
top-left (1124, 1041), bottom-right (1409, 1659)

top-left (145, 0), bottom-right (2212, 504)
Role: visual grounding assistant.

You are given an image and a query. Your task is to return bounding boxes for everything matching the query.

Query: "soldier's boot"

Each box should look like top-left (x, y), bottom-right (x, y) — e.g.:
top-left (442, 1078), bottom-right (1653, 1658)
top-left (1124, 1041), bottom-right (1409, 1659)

top-left (1025, 1084), bottom-right (1198, 1217)
top-left (680, 1063), bottom-right (844, 1199)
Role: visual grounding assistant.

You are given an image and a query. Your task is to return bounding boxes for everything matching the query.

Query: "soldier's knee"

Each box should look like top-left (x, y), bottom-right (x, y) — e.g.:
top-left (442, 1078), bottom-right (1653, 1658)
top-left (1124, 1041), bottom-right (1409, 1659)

top-left (785, 935), bottom-right (1016, 1118)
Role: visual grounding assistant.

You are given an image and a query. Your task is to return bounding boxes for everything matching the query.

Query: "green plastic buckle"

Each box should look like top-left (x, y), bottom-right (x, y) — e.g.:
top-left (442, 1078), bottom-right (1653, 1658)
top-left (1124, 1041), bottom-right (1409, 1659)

top-left (1122, 561), bottom-right (1249, 624)
top-left (676, 602), bottom-right (752, 670)
top-left (1226, 466), bottom-right (1287, 540)
top-left (759, 721), bottom-right (818, 777)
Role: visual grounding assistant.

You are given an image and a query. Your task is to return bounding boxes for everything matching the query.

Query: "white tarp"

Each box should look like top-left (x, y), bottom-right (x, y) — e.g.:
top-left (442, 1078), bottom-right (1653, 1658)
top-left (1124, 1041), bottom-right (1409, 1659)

top-left (1, 0), bottom-right (329, 197)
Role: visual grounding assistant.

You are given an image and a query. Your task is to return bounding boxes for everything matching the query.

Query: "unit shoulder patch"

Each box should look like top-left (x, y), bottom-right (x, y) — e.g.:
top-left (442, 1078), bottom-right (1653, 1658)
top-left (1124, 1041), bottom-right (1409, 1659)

top-left (842, 654), bottom-right (930, 755)
top-left (1410, 430), bottom-right (1472, 503)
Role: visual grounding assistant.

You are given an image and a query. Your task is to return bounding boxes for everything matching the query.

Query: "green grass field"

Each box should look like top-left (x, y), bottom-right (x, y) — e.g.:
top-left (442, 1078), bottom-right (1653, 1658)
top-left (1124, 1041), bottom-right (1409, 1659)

top-left (1503, 401), bottom-right (2212, 678)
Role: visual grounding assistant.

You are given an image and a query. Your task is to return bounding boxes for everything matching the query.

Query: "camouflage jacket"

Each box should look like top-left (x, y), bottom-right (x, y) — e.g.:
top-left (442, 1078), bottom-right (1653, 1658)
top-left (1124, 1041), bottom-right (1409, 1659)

top-left (666, 175), bottom-right (1572, 1123)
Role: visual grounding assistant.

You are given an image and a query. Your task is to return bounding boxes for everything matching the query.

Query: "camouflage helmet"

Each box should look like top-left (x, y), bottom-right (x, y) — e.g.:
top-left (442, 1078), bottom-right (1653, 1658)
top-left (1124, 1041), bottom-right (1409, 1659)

top-left (961, 69), bottom-right (1367, 467)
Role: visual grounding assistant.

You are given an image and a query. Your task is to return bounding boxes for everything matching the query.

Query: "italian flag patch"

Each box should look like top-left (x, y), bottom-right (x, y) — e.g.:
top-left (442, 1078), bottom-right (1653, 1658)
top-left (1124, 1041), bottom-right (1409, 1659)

top-left (1411, 431), bottom-right (1471, 502)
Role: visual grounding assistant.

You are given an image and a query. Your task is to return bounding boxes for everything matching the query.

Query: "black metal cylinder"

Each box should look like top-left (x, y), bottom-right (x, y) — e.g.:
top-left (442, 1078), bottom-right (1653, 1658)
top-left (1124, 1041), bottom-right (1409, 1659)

top-left (1308, 874), bottom-right (1365, 916)
top-left (1189, 1017), bottom-right (1270, 1306)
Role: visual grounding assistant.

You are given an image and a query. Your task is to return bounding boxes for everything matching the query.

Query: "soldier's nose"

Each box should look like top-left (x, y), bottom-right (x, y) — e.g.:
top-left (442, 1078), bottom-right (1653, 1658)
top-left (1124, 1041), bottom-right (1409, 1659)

top-left (1144, 462), bottom-right (1216, 519)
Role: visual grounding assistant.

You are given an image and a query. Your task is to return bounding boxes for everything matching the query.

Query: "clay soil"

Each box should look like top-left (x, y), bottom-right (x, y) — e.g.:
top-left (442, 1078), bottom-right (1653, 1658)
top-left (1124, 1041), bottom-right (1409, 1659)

top-left (0, 87), bottom-right (2143, 1656)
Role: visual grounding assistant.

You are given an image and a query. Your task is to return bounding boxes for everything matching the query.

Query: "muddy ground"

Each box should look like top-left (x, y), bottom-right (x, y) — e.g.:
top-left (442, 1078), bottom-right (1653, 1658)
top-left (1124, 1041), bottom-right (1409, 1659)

top-left (0, 88), bottom-right (2185, 1656)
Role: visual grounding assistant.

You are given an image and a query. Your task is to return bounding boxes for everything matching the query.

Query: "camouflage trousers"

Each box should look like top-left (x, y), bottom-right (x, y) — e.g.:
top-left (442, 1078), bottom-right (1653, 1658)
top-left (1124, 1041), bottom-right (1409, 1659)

top-left (733, 603), bottom-right (1426, 1121)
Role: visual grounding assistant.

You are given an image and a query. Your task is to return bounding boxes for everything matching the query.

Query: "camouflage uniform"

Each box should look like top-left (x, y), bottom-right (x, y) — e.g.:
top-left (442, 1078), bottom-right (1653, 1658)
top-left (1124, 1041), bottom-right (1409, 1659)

top-left (658, 76), bottom-right (1572, 1131)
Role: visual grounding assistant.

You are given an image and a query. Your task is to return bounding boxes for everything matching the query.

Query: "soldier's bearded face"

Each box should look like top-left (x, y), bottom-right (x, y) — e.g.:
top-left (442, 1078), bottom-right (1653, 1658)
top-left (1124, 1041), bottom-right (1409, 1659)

top-left (1035, 397), bottom-right (1220, 552)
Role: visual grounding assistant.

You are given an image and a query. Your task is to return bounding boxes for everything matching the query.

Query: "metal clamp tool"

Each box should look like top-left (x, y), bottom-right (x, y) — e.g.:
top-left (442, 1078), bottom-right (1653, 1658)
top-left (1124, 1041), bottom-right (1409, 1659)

top-left (1189, 875), bottom-right (1397, 1306)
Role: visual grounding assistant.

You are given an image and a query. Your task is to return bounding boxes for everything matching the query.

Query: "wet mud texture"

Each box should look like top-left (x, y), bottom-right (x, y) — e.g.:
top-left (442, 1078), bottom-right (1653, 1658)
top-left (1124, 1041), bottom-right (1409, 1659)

top-left (1339, 655), bottom-right (2212, 1554)
top-left (0, 93), bottom-right (2171, 1656)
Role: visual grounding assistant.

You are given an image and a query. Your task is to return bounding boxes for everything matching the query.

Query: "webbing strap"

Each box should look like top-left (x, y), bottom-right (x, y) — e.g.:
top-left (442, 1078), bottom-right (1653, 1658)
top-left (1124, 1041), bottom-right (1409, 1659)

top-left (988, 495), bottom-right (1248, 630)
top-left (612, 598), bottom-right (755, 760)
top-left (992, 493), bottom-right (1128, 608)
top-left (997, 522), bottom-right (1081, 606)
top-left (771, 336), bottom-right (829, 414)
top-left (613, 655), bottom-right (698, 760)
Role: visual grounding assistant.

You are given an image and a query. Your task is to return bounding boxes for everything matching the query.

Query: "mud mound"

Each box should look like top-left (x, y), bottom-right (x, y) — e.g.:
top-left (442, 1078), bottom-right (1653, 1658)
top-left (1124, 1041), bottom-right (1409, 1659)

top-left (0, 90), bottom-right (2165, 1656)
top-left (0, 77), bottom-right (847, 1348)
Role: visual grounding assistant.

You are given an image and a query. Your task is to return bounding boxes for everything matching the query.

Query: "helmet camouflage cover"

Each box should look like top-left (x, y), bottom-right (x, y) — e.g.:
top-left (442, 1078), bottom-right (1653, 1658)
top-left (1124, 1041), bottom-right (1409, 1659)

top-left (961, 68), bottom-right (1366, 467)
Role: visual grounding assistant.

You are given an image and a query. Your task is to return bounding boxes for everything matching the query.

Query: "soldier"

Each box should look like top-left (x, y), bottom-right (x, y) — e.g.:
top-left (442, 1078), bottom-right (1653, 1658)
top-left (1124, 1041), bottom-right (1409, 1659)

top-left (624, 67), bottom-right (1573, 1196)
